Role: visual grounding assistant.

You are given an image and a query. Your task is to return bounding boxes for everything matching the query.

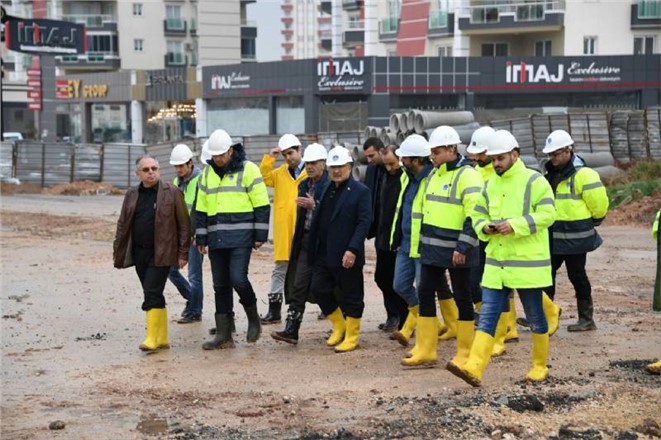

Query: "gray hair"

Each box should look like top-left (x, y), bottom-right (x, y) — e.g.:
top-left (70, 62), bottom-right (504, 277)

top-left (135, 155), bottom-right (159, 170)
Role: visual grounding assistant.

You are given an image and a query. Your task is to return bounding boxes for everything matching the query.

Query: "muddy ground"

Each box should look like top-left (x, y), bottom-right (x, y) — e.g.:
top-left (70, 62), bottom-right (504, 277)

top-left (1, 194), bottom-right (660, 440)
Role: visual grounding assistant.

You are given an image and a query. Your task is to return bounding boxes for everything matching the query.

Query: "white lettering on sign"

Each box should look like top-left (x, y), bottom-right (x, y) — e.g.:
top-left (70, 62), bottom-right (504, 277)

top-left (317, 59), bottom-right (364, 77)
top-left (506, 61), bottom-right (564, 84)
top-left (211, 72), bottom-right (251, 90)
top-left (506, 60), bottom-right (622, 84)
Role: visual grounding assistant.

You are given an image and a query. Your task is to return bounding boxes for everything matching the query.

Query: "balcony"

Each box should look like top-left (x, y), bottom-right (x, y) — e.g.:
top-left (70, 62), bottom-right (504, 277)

top-left (55, 52), bottom-right (121, 71)
top-left (343, 21), bottom-right (365, 47)
top-left (241, 19), bottom-right (257, 39)
top-left (282, 42), bottom-right (294, 50)
top-left (379, 16), bottom-right (398, 41)
top-left (282, 55), bottom-right (294, 61)
top-left (428, 11), bottom-right (454, 37)
top-left (320, 39), bottom-right (332, 51)
top-left (457, 0), bottom-right (564, 35)
top-left (164, 53), bottom-right (187, 67)
top-left (320, 1), bottom-right (332, 14)
top-left (282, 16), bottom-right (293, 26)
top-left (163, 18), bottom-right (187, 36)
top-left (282, 3), bottom-right (293, 12)
top-left (342, 0), bottom-right (363, 11)
top-left (631, 0), bottom-right (661, 28)
top-left (62, 14), bottom-right (117, 32)
top-left (190, 18), bottom-right (197, 36)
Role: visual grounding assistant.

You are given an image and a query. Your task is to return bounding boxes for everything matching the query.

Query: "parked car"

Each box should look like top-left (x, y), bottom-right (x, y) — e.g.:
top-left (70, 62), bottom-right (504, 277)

top-left (2, 132), bottom-right (24, 141)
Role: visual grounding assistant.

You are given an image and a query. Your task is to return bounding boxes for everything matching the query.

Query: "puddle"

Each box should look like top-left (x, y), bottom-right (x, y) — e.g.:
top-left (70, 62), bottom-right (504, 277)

top-left (136, 415), bottom-right (168, 436)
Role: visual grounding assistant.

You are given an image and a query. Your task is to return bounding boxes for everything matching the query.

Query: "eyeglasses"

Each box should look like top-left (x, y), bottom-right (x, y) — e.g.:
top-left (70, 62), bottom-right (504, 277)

top-left (548, 148), bottom-right (569, 158)
top-left (141, 166), bottom-right (159, 172)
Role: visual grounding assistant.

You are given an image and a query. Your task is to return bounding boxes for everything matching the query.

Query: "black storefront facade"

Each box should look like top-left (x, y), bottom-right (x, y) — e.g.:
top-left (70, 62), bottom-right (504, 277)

top-left (201, 55), bottom-right (660, 137)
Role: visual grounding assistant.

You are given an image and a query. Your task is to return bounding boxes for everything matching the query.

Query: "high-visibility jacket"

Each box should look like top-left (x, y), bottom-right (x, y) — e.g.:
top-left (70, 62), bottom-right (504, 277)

top-left (476, 161), bottom-right (495, 183)
top-left (195, 160), bottom-right (270, 249)
top-left (259, 155), bottom-right (307, 261)
top-left (172, 167), bottom-right (201, 214)
top-left (653, 209), bottom-right (660, 240)
top-left (546, 155), bottom-right (609, 255)
top-left (415, 155), bottom-right (483, 268)
top-left (389, 164), bottom-right (434, 258)
top-left (472, 158), bottom-right (556, 289)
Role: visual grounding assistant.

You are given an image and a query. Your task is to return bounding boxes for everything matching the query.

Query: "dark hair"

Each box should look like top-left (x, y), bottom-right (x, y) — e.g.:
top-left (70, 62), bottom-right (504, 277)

top-left (384, 144), bottom-right (398, 155)
top-left (363, 137), bottom-right (384, 151)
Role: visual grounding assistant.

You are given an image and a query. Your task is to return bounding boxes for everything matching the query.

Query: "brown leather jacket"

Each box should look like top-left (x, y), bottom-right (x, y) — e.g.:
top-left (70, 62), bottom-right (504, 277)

top-left (113, 181), bottom-right (191, 268)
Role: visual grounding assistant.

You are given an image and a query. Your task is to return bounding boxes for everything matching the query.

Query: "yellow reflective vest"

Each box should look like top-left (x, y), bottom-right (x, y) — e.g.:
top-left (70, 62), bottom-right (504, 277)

top-left (476, 161), bottom-right (495, 183)
top-left (196, 159), bottom-right (270, 249)
top-left (172, 167), bottom-right (201, 214)
top-left (546, 155), bottom-right (609, 255)
top-left (653, 209), bottom-right (660, 240)
top-left (415, 156), bottom-right (484, 268)
top-left (260, 155), bottom-right (307, 261)
top-left (472, 159), bottom-right (556, 289)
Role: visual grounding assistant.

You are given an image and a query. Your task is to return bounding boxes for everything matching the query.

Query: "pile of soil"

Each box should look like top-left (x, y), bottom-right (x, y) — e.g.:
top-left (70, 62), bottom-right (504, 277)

top-left (45, 180), bottom-right (124, 196)
top-left (0, 181), bottom-right (43, 195)
top-left (602, 192), bottom-right (661, 227)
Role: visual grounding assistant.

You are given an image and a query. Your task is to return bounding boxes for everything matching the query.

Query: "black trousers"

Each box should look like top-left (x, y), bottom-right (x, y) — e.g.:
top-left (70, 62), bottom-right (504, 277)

top-left (435, 268), bottom-right (453, 301)
top-left (375, 249), bottom-right (409, 323)
top-left (208, 247), bottom-right (256, 314)
top-left (419, 264), bottom-right (474, 321)
top-left (289, 232), bottom-right (315, 314)
top-left (469, 240), bottom-right (488, 304)
top-left (547, 253), bottom-right (591, 302)
top-left (133, 247), bottom-right (170, 311)
top-left (310, 261), bottom-right (364, 318)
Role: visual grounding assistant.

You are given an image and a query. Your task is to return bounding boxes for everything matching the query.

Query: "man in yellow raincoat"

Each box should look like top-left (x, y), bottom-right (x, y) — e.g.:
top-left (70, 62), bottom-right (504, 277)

top-left (259, 134), bottom-right (308, 324)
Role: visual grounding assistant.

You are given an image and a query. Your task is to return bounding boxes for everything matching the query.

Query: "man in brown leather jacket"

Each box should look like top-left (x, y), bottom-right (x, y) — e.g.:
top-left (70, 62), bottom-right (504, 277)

top-left (113, 155), bottom-right (191, 353)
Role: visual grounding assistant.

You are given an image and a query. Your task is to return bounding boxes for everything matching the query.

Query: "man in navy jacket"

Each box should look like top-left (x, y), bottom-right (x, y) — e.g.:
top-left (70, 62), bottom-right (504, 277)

top-left (309, 145), bottom-right (372, 353)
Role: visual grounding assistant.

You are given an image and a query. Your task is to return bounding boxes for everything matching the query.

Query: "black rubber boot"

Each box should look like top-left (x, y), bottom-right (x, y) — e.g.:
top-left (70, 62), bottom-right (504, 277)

top-left (209, 312), bottom-right (236, 335)
top-left (271, 310), bottom-right (303, 344)
top-left (381, 316), bottom-right (400, 333)
top-left (260, 293), bottom-right (282, 325)
top-left (202, 314), bottom-right (235, 350)
top-left (568, 299), bottom-right (597, 332)
top-left (244, 304), bottom-right (262, 342)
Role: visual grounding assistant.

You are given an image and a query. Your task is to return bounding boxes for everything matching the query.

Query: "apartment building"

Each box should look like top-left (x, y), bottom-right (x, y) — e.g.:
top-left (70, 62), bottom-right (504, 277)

top-left (280, 0), bottom-right (333, 60)
top-left (281, 0), bottom-right (660, 59)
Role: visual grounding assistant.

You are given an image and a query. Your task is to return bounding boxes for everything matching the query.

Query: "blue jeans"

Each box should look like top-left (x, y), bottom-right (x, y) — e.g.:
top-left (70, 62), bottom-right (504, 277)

top-left (168, 243), bottom-right (204, 316)
top-left (393, 250), bottom-right (421, 307)
top-left (478, 287), bottom-right (548, 335)
top-left (208, 247), bottom-right (256, 315)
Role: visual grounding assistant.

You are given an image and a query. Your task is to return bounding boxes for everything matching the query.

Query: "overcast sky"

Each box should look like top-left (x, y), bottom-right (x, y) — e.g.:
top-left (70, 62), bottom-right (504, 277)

top-left (248, 0), bottom-right (283, 62)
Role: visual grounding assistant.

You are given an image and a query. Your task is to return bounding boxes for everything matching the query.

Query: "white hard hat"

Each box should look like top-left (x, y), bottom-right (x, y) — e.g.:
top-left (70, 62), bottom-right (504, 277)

top-left (278, 133), bottom-right (301, 151)
top-left (396, 134), bottom-right (431, 158)
top-left (326, 145), bottom-right (353, 166)
top-left (543, 129), bottom-right (574, 154)
top-left (170, 143), bottom-right (194, 165)
top-left (487, 130), bottom-right (519, 156)
top-left (429, 125), bottom-right (461, 148)
top-left (207, 129), bottom-right (233, 156)
top-left (201, 139), bottom-right (211, 163)
top-left (466, 126), bottom-right (496, 154)
top-left (302, 143), bottom-right (327, 162)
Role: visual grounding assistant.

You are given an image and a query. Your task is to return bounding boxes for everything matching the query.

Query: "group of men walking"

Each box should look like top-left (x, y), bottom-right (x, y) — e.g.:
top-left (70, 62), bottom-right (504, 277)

top-left (113, 121), bottom-right (621, 385)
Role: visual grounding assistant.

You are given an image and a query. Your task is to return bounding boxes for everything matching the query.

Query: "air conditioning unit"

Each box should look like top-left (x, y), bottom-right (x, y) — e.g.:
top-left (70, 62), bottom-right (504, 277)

top-left (185, 43), bottom-right (194, 52)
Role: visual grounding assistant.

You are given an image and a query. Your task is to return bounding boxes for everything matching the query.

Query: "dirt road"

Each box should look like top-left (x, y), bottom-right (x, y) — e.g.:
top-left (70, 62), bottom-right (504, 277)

top-left (1, 194), bottom-right (660, 439)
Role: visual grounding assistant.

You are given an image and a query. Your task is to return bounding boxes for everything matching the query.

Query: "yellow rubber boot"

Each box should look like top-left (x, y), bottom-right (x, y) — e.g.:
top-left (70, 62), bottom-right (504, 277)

top-left (325, 308), bottom-right (346, 347)
top-left (525, 332), bottom-right (550, 382)
top-left (335, 317), bottom-right (360, 353)
top-left (155, 308), bottom-right (170, 349)
top-left (401, 317), bottom-right (438, 367)
top-left (446, 330), bottom-right (495, 387)
top-left (437, 316), bottom-right (447, 336)
top-left (405, 338), bottom-right (419, 359)
top-left (392, 305), bottom-right (418, 347)
top-left (438, 299), bottom-right (458, 341)
top-left (542, 291), bottom-right (562, 336)
top-left (504, 296), bottom-right (519, 342)
top-left (447, 320), bottom-right (475, 368)
top-left (139, 309), bottom-right (160, 352)
top-left (645, 360), bottom-right (661, 375)
top-left (491, 312), bottom-right (509, 357)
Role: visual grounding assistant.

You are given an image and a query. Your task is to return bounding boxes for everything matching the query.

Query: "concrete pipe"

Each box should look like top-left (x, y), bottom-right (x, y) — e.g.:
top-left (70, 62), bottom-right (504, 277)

top-left (407, 110), bottom-right (417, 132)
top-left (353, 164), bottom-right (368, 182)
top-left (425, 122), bottom-right (480, 146)
top-left (594, 165), bottom-right (625, 179)
top-left (364, 126), bottom-right (375, 139)
top-left (399, 113), bottom-right (409, 133)
top-left (414, 111), bottom-right (475, 133)
top-left (352, 145), bottom-right (367, 164)
top-left (520, 155), bottom-right (542, 172)
top-left (371, 127), bottom-right (379, 138)
top-left (381, 131), bottom-right (397, 146)
top-left (389, 114), bottom-right (400, 132)
top-left (396, 131), bottom-right (406, 145)
top-left (577, 152), bottom-right (615, 168)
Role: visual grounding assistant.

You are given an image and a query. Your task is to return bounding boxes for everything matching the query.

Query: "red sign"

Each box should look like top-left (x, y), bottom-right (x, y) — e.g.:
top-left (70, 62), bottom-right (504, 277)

top-left (56, 79), bottom-right (71, 98)
top-left (27, 90), bottom-right (41, 99)
top-left (27, 79), bottom-right (41, 88)
top-left (27, 68), bottom-right (41, 77)
top-left (27, 102), bottom-right (42, 111)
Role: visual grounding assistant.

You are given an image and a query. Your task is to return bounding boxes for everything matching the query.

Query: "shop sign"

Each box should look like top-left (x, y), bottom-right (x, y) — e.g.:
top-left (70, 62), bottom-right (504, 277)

top-left (146, 73), bottom-right (184, 86)
top-left (56, 79), bottom-right (109, 98)
top-left (316, 58), bottom-right (365, 92)
top-left (210, 72), bottom-right (251, 90)
top-left (505, 60), bottom-right (622, 84)
top-left (27, 67), bottom-right (42, 111)
top-left (4, 18), bottom-right (85, 54)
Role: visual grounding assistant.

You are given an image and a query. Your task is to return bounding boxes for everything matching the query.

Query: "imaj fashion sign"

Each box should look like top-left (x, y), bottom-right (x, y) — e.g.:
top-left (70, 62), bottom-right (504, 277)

top-left (316, 58), bottom-right (369, 93)
top-left (505, 59), bottom-right (622, 85)
top-left (4, 17), bottom-right (86, 54)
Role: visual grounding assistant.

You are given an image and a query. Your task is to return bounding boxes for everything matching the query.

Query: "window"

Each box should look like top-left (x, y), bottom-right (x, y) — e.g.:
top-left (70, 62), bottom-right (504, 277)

top-left (166, 40), bottom-right (184, 64)
top-left (437, 46), bottom-right (452, 57)
top-left (583, 36), bottom-right (597, 55)
top-left (132, 3), bottom-right (142, 16)
top-left (166, 5), bottom-right (184, 29)
top-left (87, 34), bottom-right (117, 54)
top-left (634, 36), bottom-right (656, 54)
top-left (481, 42), bottom-right (509, 56)
top-left (535, 40), bottom-right (552, 56)
top-left (134, 39), bottom-right (144, 52)
top-left (241, 38), bottom-right (256, 60)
